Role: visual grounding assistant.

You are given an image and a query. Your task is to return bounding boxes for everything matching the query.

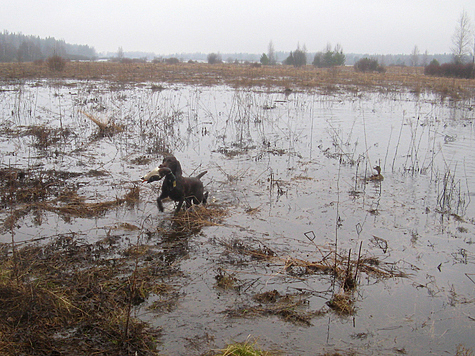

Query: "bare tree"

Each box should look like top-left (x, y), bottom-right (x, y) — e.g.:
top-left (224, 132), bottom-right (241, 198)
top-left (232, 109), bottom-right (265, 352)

top-left (451, 10), bottom-right (473, 64)
top-left (117, 46), bottom-right (124, 62)
top-left (422, 50), bottom-right (429, 67)
top-left (267, 40), bottom-right (276, 65)
top-left (410, 45), bottom-right (420, 66)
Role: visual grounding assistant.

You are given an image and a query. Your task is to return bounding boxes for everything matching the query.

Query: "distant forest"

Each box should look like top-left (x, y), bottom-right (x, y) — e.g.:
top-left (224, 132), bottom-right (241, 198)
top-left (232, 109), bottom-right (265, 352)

top-left (1, 30), bottom-right (454, 66)
top-left (105, 50), bottom-right (454, 66)
top-left (0, 31), bottom-right (96, 62)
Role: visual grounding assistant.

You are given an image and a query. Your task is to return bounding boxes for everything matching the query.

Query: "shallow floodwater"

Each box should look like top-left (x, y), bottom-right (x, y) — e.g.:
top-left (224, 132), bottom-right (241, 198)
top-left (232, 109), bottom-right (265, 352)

top-left (1, 80), bottom-right (475, 355)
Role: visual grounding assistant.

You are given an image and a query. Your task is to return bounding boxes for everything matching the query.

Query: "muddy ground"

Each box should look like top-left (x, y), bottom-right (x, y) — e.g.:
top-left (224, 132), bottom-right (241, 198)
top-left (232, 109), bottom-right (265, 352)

top-left (0, 66), bottom-right (475, 355)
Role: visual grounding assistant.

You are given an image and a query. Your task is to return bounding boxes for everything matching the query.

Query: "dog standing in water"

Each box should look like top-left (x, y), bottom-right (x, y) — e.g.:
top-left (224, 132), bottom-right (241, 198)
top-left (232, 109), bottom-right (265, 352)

top-left (141, 156), bottom-right (208, 213)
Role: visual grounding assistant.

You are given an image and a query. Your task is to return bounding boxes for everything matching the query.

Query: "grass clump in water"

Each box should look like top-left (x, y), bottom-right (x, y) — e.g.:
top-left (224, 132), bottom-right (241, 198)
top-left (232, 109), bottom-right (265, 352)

top-left (215, 337), bottom-right (276, 356)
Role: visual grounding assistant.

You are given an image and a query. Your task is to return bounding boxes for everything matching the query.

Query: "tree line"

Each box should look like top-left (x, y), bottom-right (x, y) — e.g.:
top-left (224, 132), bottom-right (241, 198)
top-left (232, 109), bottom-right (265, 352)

top-left (0, 30), bottom-right (96, 62)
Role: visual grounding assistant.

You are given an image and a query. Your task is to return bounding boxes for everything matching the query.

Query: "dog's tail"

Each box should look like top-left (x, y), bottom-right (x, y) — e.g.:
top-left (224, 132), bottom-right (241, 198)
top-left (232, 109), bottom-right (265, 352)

top-left (196, 170), bottom-right (208, 180)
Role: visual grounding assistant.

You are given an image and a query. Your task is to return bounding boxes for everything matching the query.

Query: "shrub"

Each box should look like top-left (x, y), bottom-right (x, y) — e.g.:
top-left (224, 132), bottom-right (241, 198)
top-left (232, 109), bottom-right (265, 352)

top-left (46, 55), bottom-right (66, 71)
top-left (424, 62), bottom-right (474, 79)
top-left (260, 53), bottom-right (269, 65)
top-left (293, 49), bottom-right (307, 67)
top-left (283, 49), bottom-right (307, 67)
top-left (121, 58), bottom-right (134, 64)
top-left (354, 58), bottom-right (385, 73)
top-left (283, 52), bottom-right (294, 66)
top-left (164, 57), bottom-right (179, 64)
top-left (424, 61), bottom-right (440, 76)
top-left (207, 53), bottom-right (222, 64)
top-left (313, 46), bottom-right (345, 68)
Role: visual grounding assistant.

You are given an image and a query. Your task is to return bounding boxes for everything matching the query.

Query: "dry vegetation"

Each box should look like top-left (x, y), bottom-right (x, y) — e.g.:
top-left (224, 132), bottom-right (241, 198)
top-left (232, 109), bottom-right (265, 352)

top-left (1, 62), bottom-right (474, 98)
top-left (0, 166), bottom-right (139, 232)
top-left (0, 236), bottom-right (167, 355)
top-left (0, 162), bottom-right (229, 354)
top-left (218, 238), bottom-right (406, 321)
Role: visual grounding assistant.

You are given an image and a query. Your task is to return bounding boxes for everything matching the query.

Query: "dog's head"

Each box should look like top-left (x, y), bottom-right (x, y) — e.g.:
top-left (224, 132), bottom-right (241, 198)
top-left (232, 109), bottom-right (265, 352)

top-left (159, 156), bottom-right (182, 176)
top-left (141, 167), bottom-right (175, 183)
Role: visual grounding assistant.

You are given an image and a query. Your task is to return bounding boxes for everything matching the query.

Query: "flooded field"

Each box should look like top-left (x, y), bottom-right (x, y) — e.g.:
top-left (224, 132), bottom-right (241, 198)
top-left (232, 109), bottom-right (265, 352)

top-left (1, 79), bottom-right (474, 355)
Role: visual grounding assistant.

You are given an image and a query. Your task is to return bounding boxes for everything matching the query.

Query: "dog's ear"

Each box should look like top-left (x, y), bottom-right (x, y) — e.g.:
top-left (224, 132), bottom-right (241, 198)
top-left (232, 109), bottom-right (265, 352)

top-left (158, 167), bottom-right (172, 177)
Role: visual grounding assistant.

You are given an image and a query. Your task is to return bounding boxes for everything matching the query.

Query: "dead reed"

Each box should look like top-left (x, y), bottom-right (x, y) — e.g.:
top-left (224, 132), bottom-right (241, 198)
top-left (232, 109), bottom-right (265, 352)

top-left (0, 235), bottom-right (165, 355)
top-left (436, 168), bottom-right (470, 216)
top-left (80, 110), bottom-right (124, 136)
top-left (220, 236), bottom-right (405, 319)
top-left (170, 203), bottom-right (228, 232)
top-left (0, 166), bottom-right (139, 230)
top-left (1, 62), bottom-right (473, 98)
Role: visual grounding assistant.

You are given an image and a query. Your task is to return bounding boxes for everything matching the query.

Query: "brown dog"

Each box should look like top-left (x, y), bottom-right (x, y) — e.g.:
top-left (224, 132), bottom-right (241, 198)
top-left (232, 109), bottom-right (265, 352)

top-left (142, 156), bottom-right (208, 213)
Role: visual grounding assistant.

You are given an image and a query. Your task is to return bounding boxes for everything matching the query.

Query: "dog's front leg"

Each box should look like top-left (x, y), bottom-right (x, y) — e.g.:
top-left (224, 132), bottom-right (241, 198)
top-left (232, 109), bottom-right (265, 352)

top-left (157, 197), bottom-right (165, 212)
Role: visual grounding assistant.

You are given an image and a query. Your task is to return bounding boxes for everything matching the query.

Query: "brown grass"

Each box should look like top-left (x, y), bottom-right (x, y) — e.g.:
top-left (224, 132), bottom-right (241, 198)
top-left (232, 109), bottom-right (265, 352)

top-left (0, 62), bottom-right (474, 98)
top-left (170, 204), bottom-right (228, 232)
top-left (326, 292), bottom-right (356, 316)
top-left (0, 236), bottom-right (165, 355)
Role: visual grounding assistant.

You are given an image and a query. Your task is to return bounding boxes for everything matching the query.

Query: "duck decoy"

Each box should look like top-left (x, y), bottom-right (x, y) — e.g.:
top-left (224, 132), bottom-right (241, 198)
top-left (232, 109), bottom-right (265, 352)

top-left (368, 166), bottom-right (384, 181)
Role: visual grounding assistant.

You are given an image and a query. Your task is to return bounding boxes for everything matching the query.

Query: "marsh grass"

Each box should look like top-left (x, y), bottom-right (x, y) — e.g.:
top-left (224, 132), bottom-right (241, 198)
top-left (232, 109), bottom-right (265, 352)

top-left (436, 168), bottom-right (470, 216)
top-left (215, 267), bottom-right (240, 291)
top-left (0, 166), bottom-right (139, 230)
top-left (0, 235), bottom-right (165, 355)
top-left (1, 62), bottom-right (473, 98)
top-left (220, 236), bottom-right (404, 320)
top-left (457, 345), bottom-right (475, 356)
top-left (215, 337), bottom-right (276, 356)
top-left (170, 204), bottom-right (228, 232)
top-left (326, 292), bottom-right (356, 315)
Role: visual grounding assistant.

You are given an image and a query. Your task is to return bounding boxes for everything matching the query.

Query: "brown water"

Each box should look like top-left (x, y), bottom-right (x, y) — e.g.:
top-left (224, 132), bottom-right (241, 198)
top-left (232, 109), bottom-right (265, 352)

top-left (1, 80), bottom-right (474, 355)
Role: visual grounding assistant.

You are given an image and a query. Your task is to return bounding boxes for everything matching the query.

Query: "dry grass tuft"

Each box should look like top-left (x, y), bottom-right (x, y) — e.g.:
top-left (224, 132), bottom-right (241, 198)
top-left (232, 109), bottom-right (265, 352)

top-left (170, 203), bottom-right (228, 232)
top-left (215, 268), bottom-right (240, 291)
top-left (326, 292), bottom-right (356, 315)
top-left (456, 345), bottom-right (475, 356)
top-left (225, 292), bottom-right (316, 326)
top-left (214, 337), bottom-right (277, 356)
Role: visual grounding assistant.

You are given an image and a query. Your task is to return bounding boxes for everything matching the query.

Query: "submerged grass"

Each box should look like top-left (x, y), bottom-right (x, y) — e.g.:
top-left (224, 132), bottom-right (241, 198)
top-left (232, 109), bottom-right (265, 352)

top-left (0, 165), bottom-right (140, 230)
top-left (220, 237), bottom-right (406, 319)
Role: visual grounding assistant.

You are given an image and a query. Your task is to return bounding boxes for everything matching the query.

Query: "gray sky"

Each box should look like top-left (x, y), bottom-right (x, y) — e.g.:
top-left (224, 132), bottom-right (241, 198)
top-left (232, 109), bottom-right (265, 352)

top-left (3, 0), bottom-right (475, 55)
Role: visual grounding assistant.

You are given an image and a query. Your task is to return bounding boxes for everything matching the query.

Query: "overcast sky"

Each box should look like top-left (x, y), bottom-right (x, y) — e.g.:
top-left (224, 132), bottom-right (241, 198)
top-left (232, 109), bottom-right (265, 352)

top-left (2, 0), bottom-right (475, 55)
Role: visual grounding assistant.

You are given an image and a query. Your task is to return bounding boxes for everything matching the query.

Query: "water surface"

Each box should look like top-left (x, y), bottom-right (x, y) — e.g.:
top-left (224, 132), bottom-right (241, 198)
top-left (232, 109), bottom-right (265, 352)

top-left (0, 80), bottom-right (474, 355)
